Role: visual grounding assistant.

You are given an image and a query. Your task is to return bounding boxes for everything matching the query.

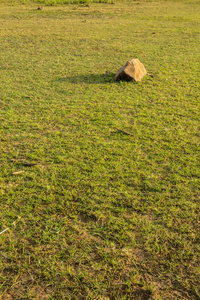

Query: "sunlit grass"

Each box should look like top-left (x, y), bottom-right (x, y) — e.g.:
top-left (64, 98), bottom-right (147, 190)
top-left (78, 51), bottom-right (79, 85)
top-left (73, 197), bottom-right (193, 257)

top-left (0, 0), bottom-right (199, 299)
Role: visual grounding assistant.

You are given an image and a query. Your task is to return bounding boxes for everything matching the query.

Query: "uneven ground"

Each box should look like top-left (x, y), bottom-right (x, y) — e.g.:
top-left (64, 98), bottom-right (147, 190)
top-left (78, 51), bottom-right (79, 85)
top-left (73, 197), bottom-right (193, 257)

top-left (0, 0), bottom-right (199, 299)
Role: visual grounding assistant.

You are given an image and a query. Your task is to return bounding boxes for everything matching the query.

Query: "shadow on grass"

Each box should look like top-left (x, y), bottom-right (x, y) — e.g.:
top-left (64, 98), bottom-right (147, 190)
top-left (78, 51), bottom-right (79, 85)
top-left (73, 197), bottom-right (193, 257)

top-left (55, 73), bottom-right (116, 84)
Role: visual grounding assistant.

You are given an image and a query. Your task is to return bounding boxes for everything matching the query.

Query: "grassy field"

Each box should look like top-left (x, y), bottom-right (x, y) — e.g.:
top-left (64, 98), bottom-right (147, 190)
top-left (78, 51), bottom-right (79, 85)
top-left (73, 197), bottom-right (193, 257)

top-left (0, 0), bottom-right (199, 299)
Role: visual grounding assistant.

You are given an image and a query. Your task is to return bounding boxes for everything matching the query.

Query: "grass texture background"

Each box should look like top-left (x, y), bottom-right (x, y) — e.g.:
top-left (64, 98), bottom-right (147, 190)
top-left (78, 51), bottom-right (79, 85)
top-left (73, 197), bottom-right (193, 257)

top-left (0, 0), bottom-right (199, 299)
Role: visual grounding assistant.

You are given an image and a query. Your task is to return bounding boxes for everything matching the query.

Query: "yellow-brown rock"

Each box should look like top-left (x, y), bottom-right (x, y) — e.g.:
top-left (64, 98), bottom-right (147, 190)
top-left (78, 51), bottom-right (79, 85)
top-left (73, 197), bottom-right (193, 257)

top-left (115, 59), bottom-right (147, 82)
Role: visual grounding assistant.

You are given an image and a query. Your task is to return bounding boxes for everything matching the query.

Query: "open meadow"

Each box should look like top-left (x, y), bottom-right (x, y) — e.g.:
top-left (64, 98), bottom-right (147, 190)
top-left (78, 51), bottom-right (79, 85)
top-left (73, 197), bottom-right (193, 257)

top-left (0, 0), bottom-right (199, 299)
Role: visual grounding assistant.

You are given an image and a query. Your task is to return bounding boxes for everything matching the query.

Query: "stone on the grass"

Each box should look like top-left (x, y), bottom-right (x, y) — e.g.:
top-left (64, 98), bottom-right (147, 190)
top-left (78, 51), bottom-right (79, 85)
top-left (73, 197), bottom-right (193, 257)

top-left (115, 58), bottom-right (147, 82)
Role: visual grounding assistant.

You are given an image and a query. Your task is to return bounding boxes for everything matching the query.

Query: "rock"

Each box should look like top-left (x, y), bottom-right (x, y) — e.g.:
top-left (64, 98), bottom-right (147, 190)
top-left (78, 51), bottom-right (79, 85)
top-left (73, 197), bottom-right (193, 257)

top-left (115, 58), bottom-right (147, 82)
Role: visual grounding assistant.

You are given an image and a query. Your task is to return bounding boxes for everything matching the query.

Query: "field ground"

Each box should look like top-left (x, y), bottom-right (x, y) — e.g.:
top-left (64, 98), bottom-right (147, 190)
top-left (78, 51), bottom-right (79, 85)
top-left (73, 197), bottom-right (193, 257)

top-left (0, 0), bottom-right (200, 299)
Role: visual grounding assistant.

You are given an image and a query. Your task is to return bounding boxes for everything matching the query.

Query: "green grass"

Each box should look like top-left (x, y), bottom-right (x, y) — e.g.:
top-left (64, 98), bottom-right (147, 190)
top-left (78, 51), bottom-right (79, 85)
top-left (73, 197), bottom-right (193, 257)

top-left (0, 0), bottom-right (200, 299)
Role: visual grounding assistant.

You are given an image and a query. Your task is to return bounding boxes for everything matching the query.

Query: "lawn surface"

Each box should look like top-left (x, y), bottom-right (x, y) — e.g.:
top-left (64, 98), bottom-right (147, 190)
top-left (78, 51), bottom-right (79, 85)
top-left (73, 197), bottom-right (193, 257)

top-left (0, 0), bottom-right (200, 299)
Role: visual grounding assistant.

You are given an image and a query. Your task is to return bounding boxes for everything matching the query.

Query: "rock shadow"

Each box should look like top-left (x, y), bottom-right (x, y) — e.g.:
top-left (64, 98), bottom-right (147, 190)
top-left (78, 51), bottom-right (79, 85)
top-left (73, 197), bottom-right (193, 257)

top-left (55, 73), bottom-right (115, 84)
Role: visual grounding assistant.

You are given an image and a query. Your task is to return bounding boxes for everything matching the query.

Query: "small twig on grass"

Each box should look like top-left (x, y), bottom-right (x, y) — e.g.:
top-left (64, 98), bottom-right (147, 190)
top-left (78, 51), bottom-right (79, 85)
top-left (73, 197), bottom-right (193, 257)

top-left (0, 217), bottom-right (22, 236)
top-left (10, 159), bottom-right (37, 166)
top-left (12, 171), bottom-right (25, 175)
top-left (10, 159), bottom-right (24, 162)
top-left (0, 228), bottom-right (9, 235)
top-left (116, 128), bottom-right (133, 136)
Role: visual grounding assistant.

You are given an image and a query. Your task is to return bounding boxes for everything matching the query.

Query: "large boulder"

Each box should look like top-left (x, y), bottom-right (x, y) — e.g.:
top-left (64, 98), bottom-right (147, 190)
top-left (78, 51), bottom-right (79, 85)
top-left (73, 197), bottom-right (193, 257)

top-left (115, 58), bottom-right (147, 82)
